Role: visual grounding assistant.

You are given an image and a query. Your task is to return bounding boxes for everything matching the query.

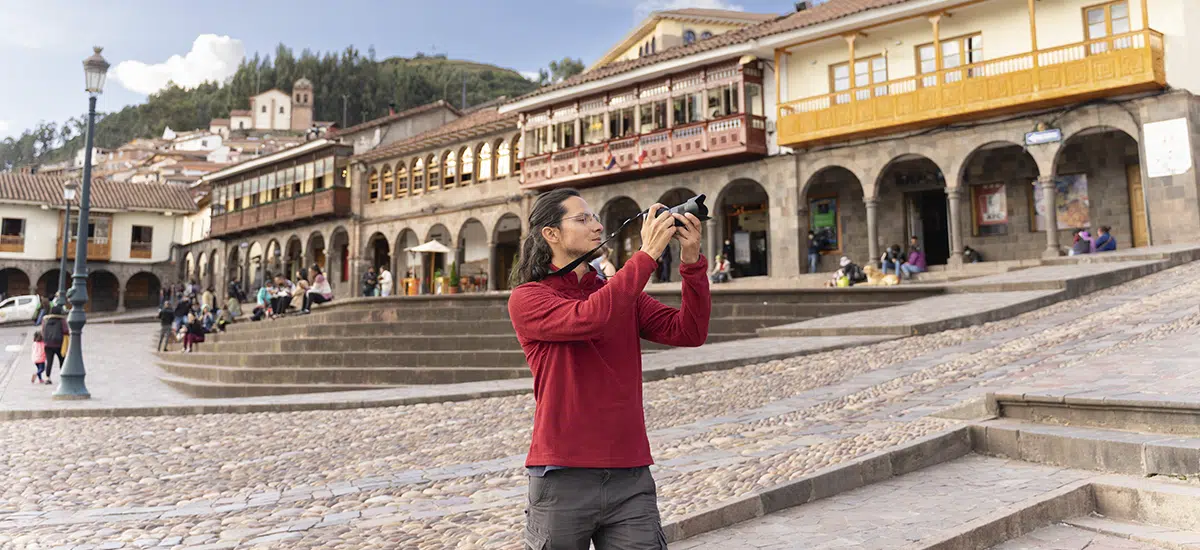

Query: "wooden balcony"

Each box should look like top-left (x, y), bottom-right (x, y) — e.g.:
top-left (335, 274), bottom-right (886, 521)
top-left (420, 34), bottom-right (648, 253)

top-left (778, 30), bottom-right (1166, 148)
top-left (521, 114), bottom-right (769, 189)
top-left (0, 235), bottom-right (23, 253)
top-left (57, 238), bottom-right (112, 261)
top-left (210, 186), bottom-right (351, 238)
top-left (130, 242), bottom-right (153, 259)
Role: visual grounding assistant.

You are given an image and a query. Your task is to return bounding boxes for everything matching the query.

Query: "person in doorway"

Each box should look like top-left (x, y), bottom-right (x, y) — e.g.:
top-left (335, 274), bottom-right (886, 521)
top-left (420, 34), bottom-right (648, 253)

top-left (1094, 226), bottom-right (1117, 252)
top-left (361, 266), bottom-right (377, 297)
top-left (880, 244), bottom-right (904, 276)
top-left (1070, 230), bottom-right (1094, 256)
top-left (710, 254), bottom-right (732, 284)
top-left (507, 188), bottom-right (709, 549)
top-left (807, 231), bottom-right (820, 274)
top-left (901, 237), bottom-right (927, 280)
top-left (378, 265), bottom-right (393, 297)
top-left (303, 266), bottom-right (334, 313)
top-left (656, 243), bottom-right (673, 283)
top-left (39, 305), bottom-right (68, 384)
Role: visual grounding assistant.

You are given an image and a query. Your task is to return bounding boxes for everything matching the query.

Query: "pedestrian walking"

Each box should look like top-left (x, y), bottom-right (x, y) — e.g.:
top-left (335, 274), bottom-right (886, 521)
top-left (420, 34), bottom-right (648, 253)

top-left (30, 332), bottom-right (46, 384)
top-left (378, 266), bottom-right (393, 297)
top-left (508, 189), bottom-right (711, 548)
top-left (40, 306), bottom-right (68, 384)
top-left (156, 301), bottom-right (175, 352)
top-left (361, 266), bottom-right (378, 297)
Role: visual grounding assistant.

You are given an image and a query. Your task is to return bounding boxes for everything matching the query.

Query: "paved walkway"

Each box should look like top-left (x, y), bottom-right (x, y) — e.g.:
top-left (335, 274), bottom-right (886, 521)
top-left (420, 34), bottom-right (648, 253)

top-left (671, 455), bottom-right (1095, 549)
top-left (1, 255), bottom-right (1200, 547)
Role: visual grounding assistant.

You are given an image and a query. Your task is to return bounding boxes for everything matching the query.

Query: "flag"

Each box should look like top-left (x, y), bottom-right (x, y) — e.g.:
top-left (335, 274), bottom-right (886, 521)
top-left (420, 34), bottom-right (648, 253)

top-left (603, 144), bottom-right (617, 171)
top-left (636, 149), bottom-right (649, 168)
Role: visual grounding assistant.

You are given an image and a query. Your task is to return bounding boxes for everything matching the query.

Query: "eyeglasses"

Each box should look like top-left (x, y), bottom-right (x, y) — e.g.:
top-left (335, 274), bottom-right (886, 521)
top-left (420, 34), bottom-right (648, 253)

top-left (561, 212), bottom-right (602, 226)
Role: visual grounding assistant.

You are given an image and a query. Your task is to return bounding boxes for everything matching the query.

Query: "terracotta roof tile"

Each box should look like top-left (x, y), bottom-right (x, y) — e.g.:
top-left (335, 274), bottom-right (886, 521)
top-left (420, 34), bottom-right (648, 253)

top-left (354, 107), bottom-right (517, 163)
top-left (0, 173), bottom-right (196, 212)
top-left (657, 8), bottom-right (778, 22)
top-left (521, 0), bottom-right (913, 100)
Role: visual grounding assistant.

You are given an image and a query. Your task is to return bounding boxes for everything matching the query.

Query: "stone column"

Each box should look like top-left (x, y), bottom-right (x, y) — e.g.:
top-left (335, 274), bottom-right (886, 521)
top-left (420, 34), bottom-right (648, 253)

top-left (116, 283), bottom-right (126, 313)
top-left (797, 205), bottom-right (809, 273)
top-left (864, 197), bottom-right (879, 263)
top-left (946, 186), bottom-right (965, 266)
top-left (487, 240), bottom-right (498, 292)
top-left (1037, 175), bottom-right (1063, 257)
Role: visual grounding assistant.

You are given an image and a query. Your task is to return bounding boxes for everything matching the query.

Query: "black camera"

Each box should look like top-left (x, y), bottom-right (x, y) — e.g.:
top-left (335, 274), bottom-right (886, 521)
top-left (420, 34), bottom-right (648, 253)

top-left (653, 194), bottom-right (710, 227)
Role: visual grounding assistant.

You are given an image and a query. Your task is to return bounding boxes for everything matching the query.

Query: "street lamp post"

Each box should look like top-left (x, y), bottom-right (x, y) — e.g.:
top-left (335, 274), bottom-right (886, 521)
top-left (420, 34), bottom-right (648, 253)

top-left (54, 47), bottom-right (109, 400)
top-left (52, 181), bottom-right (79, 309)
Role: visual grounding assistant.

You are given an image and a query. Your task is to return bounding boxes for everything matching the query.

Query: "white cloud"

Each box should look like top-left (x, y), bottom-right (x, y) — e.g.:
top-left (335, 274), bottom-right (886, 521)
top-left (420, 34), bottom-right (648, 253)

top-left (113, 35), bottom-right (245, 95)
top-left (0, 120), bottom-right (10, 137)
top-left (633, 0), bottom-right (745, 22)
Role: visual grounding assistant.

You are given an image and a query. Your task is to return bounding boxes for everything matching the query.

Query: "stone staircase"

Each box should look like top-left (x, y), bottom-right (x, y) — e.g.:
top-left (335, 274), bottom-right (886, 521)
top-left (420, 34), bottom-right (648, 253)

top-left (669, 394), bottom-right (1200, 549)
top-left (156, 286), bottom-right (941, 398)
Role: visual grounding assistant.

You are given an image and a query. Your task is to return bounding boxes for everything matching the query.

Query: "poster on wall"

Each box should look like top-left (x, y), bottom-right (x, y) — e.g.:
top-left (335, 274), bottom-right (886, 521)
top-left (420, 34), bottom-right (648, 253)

top-left (1033, 174), bottom-right (1090, 231)
top-left (809, 197), bottom-right (839, 251)
top-left (971, 183), bottom-right (1008, 236)
top-left (733, 231), bottom-right (752, 264)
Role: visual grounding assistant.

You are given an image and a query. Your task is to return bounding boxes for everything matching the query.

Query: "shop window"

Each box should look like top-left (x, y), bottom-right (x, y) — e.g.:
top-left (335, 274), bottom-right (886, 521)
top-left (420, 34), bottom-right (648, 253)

top-left (706, 84), bottom-right (740, 118)
top-left (673, 93), bottom-right (704, 125)
top-left (609, 107), bottom-right (636, 139)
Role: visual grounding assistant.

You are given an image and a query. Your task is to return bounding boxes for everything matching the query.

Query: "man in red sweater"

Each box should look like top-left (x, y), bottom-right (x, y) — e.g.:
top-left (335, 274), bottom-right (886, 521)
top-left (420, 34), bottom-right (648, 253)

top-left (508, 188), bottom-right (710, 549)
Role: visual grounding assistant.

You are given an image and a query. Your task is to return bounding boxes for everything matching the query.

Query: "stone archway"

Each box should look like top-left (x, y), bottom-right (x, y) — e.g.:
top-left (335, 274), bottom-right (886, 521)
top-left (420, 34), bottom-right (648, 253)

top-left (875, 155), bottom-right (951, 266)
top-left (87, 270), bottom-right (120, 312)
top-left (802, 166), bottom-right (866, 273)
top-left (424, 225), bottom-right (452, 293)
top-left (367, 232), bottom-right (391, 275)
top-left (284, 236), bottom-right (303, 281)
top-left (600, 197), bottom-right (642, 270)
top-left (493, 214), bottom-right (522, 290)
top-left (958, 141), bottom-right (1042, 261)
top-left (125, 272), bottom-right (162, 310)
top-left (227, 246), bottom-right (244, 292)
top-left (1052, 126), bottom-right (1143, 250)
top-left (247, 242), bottom-right (264, 291)
top-left (456, 219), bottom-right (488, 292)
top-left (394, 229), bottom-right (420, 281)
top-left (36, 269), bottom-right (63, 298)
top-left (305, 231), bottom-right (326, 273)
top-left (264, 239), bottom-right (283, 280)
top-left (0, 268), bottom-right (31, 297)
top-left (184, 252), bottom-right (195, 285)
top-left (715, 179), bottom-right (771, 277)
top-left (328, 227), bottom-right (351, 290)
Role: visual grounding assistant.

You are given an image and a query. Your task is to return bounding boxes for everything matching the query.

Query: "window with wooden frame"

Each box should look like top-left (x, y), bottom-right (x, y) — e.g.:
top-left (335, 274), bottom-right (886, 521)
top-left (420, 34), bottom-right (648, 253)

top-left (1084, 1), bottom-right (1132, 54)
top-left (495, 141), bottom-right (511, 178)
top-left (442, 150), bottom-right (457, 188)
top-left (396, 162), bottom-right (409, 197)
top-left (367, 169), bottom-right (379, 202)
top-left (412, 158), bottom-right (425, 193)
top-left (917, 33), bottom-right (983, 86)
top-left (461, 147), bottom-right (474, 184)
top-left (478, 142), bottom-right (493, 182)
top-left (829, 55), bottom-right (887, 104)
top-left (380, 166), bottom-right (393, 200)
top-left (427, 154), bottom-right (440, 190)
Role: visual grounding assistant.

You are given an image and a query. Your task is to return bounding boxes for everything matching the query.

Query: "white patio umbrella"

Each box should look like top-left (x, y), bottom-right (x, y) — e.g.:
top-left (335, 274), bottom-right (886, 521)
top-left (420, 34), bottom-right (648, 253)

top-left (405, 240), bottom-right (453, 293)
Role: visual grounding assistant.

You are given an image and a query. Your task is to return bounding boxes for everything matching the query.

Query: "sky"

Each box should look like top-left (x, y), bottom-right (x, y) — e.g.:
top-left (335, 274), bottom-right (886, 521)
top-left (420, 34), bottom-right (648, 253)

top-left (0, 0), bottom-right (790, 141)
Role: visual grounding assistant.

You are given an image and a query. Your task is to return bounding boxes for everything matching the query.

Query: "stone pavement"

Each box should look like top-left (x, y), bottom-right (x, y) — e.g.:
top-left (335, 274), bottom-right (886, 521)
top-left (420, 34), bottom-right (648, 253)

top-left (1, 262), bottom-right (1200, 547)
top-left (992, 524), bottom-right (1161, 550)
top-left (671, 455), bottom-right (1096, 549)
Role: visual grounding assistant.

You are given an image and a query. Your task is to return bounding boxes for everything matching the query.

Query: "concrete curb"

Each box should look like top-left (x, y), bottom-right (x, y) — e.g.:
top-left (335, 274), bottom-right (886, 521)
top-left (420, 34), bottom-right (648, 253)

top-left (661, 427), bottom-right (973, 544)
top-left (911, 481), bottom-right (1095, 550)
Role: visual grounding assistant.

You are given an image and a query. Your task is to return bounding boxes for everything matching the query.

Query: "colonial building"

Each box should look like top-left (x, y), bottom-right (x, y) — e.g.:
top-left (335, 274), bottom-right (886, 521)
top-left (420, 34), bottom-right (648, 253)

top-left (215, 78), bottom-right (317, 133)
top-left (589, 8), bottom-right (778, 70)
top-left (335, 100), bottom-right (462, 156)
top-left (0, 173), bottom-right (196, 311)
top-left (190, 139), bottom-right (355, 298)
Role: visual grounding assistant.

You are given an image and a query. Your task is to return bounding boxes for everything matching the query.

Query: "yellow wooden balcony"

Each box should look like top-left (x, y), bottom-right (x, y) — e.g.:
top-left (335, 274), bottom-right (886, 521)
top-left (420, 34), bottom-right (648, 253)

top-left (778, 29), bottom-right (1166, 148)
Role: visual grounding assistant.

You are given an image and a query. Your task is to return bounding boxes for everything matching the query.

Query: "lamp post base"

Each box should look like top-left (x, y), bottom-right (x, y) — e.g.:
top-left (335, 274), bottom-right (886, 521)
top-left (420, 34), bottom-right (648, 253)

top-left (53, 375), bottom-right (91, 400)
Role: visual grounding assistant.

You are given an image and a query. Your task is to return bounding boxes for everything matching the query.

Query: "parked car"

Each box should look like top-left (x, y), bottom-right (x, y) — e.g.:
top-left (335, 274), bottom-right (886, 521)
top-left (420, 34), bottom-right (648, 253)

top-left (0, 294), bottom-right (39, 324)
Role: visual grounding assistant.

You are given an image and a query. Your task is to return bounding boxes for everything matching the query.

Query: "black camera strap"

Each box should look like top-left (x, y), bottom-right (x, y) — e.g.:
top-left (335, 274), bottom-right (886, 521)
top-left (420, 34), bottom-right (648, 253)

top-left (548, 212), bottom-right (646, 278)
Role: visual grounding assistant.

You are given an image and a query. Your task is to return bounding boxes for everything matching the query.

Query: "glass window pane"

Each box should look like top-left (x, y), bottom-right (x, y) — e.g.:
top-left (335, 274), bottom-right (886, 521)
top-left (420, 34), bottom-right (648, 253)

top-left (1088, 22), bottom-right (1107, 38)
top-left (1110, 3), bottom-right (1127, 18)
top-left (1112, 17), bottom-right (1130, 34)
top-left (1087, 8), bottom-right (1105, 24)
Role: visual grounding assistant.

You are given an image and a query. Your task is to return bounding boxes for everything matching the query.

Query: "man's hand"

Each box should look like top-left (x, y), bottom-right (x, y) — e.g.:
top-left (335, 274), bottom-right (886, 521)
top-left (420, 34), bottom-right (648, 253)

top-left (674, 213), bottom-right (702, 264)
top-left (640, 204), bottom-right (676, 261)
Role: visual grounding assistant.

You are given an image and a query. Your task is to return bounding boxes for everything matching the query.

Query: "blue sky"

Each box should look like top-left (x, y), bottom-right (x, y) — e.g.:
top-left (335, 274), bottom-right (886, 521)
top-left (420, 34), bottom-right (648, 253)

top-left (0, 0), bottom-right (787, 141)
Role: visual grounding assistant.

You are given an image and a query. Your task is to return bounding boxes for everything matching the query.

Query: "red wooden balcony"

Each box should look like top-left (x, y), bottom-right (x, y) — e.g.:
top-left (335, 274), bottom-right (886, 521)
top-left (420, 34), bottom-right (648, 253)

top-left (210, 186), bottom-right (351, 238)
top-left (520, 114), bottom-right (768, 189)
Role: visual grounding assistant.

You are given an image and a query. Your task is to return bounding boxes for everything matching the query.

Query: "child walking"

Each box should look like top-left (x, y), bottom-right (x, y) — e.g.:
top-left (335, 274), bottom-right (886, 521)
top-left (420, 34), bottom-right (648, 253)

top-left (31, 332), bottom-right (46, 384)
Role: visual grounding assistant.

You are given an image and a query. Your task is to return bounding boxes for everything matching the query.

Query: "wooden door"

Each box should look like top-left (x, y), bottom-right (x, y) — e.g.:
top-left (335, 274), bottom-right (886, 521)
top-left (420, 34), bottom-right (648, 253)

top-left (1127, 163), bottom-right (1149, 247)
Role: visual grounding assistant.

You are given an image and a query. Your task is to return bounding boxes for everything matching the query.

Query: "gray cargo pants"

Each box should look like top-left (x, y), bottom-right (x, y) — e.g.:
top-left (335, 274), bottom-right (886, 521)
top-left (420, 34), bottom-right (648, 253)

top-left (525, 467), bottom-right (667, 550)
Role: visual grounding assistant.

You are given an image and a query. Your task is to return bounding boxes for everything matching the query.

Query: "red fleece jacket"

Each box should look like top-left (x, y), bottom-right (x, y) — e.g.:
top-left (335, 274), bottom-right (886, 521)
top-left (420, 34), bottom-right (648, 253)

top-left (508, 251), bottom-right (711, 468)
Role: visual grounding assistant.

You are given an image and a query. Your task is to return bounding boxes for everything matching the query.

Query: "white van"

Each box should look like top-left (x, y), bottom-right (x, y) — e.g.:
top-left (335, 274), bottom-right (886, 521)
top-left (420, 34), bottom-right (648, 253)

top-left (0, 294), bottom-right (40, 324)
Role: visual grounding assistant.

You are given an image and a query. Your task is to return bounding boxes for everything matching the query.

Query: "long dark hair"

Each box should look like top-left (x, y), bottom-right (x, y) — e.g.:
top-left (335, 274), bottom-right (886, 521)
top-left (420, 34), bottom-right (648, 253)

top-left (510, 188), bottom-right (580, 287)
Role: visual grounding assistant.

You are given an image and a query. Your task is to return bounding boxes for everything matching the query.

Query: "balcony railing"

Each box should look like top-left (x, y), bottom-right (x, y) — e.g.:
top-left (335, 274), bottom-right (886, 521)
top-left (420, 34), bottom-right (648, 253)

top-left (130, 242), bottom-right (153, 259)
top-left (778, 29), bottom-right (1166, 147)
top-left (57, 238), bottom-right (111, 261)
top-left (0, 235), bottom-right (23, 253)
top-left (521, 113), bottom-right (768, 188)
top-left (210, 186), bottom-right (351, 238)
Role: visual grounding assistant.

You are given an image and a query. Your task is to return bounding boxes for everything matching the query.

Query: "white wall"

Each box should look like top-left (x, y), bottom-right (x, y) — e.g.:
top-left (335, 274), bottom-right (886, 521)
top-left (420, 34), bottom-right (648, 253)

top-left (251, 90), bottom-right (291, 130)
top-left (181, 206), bottom-right (211, 245)
top-left (0, 204), bottom-right (61, 260)
top-left (1151, 0), bottom-right (1200, 94)
top-left (109, 211), bottom-right (180, 263)
top-left (174, 134), bottom-right (223, 152)
top-left (231, 115), bottom-right (252, 131)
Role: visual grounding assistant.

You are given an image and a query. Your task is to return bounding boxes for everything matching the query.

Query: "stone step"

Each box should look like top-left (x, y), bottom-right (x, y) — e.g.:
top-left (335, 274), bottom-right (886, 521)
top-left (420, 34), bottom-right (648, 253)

top-left (209, 319), bottom-right (521, 342)
top-left (157, 362), bottom-right (529, 386)
top-left (1054, 516), bottom-right (1200, 550)
top-left (202, 334), bottom-right (522, 354)
top-left (994, 393), bottom-right (1200, 437)
top-left (989, 521), bottom-right (1163, 549)
top-left (155, 349), bottom-right (530, 369)
top-left (972, 418), bottom-right (1200, 478)
top-left (158, 374), bottom-right (404, 398)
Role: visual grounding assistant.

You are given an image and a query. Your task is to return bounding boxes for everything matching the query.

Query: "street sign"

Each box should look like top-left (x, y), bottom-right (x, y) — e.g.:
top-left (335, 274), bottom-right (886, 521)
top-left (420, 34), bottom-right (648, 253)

top-left (1025, 128), bottom-right (1062, 146)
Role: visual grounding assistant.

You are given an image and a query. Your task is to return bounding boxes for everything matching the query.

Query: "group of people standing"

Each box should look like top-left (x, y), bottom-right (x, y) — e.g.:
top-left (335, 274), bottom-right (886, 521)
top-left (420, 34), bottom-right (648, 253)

top-left (30, 305), bottom-right (68, 385)
top-left (360, 265), bottom-right (395, 297)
